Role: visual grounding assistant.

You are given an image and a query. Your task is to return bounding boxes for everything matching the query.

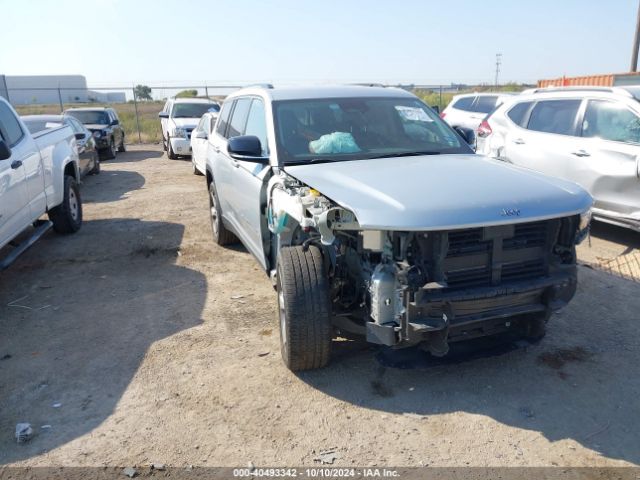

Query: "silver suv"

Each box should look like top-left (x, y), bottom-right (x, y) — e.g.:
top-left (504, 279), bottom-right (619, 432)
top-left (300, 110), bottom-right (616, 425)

top-left (476, 86), bottom-right (640, 232)
top-left (206, 85), bottom-right (591, 371)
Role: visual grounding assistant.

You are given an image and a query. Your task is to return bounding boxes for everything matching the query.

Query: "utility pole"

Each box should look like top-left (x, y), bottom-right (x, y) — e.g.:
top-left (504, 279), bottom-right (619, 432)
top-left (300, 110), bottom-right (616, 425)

top-left (495, 53), bottom-right (502, 89)
top-left (631, 0), bottom-right (640, 71)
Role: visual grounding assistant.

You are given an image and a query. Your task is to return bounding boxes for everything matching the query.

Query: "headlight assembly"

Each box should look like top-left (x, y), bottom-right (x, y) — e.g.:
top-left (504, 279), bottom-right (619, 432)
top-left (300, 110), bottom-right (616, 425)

top-left (576, 209), bottom-right (592, 244)
top-left (172, 127), bottom-right (187, 138)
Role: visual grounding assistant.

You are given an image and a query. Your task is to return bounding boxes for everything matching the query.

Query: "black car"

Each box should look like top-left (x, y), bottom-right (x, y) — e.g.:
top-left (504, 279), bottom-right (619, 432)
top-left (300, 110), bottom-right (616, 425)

top-left (21, 114), bottom-right (100, 177)
top-left (64, 107), bottom-right (125, 160)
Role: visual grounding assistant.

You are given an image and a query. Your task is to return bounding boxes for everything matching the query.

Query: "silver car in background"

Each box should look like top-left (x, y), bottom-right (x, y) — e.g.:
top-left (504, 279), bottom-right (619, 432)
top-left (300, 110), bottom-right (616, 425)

top-left (441, 92), bottom-right (516, 131)
top-left (476, 86), bottom-right (640, 232)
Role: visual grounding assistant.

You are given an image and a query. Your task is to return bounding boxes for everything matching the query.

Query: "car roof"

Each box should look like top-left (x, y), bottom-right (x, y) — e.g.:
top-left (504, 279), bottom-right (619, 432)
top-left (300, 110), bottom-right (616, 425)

top-left (65, 107), bottom-right (110, 112)
top-left (521, 86), bottom-right (640, 101)
top-left (226, 85), bottom-right (416, 102)
top-left (171, 97), bottom-right (217, 104)
top-left (452, 92), bottom-right (517, 99)
top-left (22, 114), bottom-right (65, 122)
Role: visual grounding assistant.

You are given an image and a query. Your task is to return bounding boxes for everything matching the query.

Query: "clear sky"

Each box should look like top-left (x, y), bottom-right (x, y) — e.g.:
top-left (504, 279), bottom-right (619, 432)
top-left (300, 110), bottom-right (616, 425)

top-left (0, 0), bottom-right (637, 87)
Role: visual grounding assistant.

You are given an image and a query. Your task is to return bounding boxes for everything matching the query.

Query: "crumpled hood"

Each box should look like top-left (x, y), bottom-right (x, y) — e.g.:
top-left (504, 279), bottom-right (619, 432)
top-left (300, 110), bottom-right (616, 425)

top-left (284, 154), bottom-right (593, 230)
top-left (170, 118), bottom-right (198, 129)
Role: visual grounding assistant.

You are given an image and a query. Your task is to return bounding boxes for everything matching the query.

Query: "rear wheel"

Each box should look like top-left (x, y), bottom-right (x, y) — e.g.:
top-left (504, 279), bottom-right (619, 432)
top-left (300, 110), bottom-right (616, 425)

top-left (48, 175), bottom-right (82, 234)
top-left (208, 181), bottom-right (237, 245)
top-left (277, 246), bottom-right (332, 371)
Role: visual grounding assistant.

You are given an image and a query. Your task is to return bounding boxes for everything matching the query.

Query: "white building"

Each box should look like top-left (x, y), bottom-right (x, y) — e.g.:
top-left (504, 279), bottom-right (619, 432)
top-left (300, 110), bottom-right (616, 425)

top-left (0, 74), bottom-right (126, 105)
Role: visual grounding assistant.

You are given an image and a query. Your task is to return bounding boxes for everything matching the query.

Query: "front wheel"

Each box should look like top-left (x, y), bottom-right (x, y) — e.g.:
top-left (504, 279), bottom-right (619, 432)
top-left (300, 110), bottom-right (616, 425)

top-left (277, 245), bottom-right (332, 371)
top-left (48, 175), bottom-right (82, 234)
top-left (103, 138), bottom-right (116, 160)
top-left (192, 159), bottom-right (204, 176)
top-left (167, 136), bottom-right (178, 159)
top-left (90, 154), bottom-right (101, 175)
top-left (118, 135), bottom-right (126, 152)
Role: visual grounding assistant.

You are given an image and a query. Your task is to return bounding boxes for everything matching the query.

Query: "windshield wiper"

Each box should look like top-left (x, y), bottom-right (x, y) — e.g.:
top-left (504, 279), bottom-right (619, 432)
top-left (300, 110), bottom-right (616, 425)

top-left (367, 151), bottom-right (442, 160)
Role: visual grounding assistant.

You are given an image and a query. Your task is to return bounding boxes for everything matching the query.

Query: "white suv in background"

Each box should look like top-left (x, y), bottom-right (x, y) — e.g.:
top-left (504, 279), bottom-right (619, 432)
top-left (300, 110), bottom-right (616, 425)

top-left (159, 98), bottom-right (219, 159)
top-left (476, 86), bottom-right (640, 232)
top-left (441, 92), bottom-right (516, 131)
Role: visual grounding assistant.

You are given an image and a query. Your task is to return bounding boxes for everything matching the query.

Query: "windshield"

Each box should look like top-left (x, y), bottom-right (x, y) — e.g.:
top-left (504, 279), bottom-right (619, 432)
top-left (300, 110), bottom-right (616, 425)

top-left (171, 103), bottom-right (219, 118)
top-left (66, 110), bottom-right (109, 125)
top-left (274, 97), bottom-right (471, 164)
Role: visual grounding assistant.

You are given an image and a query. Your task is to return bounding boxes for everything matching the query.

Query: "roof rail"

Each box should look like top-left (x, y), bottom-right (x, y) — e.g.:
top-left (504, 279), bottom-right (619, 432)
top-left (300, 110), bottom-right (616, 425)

top-left (526, 86), bottom-right (633, 97)
top-left (245, 83), bottom-right (274, 89)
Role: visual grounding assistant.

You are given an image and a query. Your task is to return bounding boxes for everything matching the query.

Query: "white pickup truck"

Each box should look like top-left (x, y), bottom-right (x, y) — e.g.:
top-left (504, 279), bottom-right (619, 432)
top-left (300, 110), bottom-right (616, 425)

top-left (0, 97), bottom-right (82, 270)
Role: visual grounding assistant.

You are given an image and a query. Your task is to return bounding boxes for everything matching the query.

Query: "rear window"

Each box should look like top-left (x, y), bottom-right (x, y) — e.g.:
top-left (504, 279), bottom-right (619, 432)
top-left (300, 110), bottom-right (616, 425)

top-left (0, 102), bottom-right (24, 146)
top-left (506, 102), bottom-right (533, 127)
top-left (526, 100), bottom-right (581, 136)
top-left (452, 96), bottom-right (474, 111)
top-left (473, 96), bottom-right (499, 114)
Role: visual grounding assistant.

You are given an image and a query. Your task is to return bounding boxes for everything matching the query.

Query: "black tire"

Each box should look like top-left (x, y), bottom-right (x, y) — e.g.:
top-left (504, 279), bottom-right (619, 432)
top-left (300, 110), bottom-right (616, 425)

top-left (48, 175), bottom-right (82, 234)
top-left (277, 245), bottom-right (332, 371)
top-left (167, 136), bottom-right (178, 159)
top-left (90, 154), bottom-right (101, 175)
top-left (522, 312), bottom-right (548, 342)
top-left (208, 181), bottom-right (237, 245)
top-left (103, 138), bottom-right (116, 160)
top-left (118, 135), bottom-right (126, 152)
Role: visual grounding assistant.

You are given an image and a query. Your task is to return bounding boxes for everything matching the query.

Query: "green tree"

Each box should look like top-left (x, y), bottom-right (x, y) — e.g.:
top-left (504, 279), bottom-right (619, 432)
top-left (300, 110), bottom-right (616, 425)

top-left (134, 84), bottom-right (153, 101)
top-left (176, 89), bottom-right (198, 98)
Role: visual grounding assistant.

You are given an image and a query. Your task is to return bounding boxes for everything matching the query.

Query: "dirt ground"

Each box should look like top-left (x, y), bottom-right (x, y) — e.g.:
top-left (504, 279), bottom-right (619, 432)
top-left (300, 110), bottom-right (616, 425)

top-left (1, 145), bottom-right (639, 468)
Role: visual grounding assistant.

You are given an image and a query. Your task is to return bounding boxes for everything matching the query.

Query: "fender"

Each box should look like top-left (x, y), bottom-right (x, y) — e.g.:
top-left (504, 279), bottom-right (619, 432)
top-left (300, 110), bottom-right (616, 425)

top-left (46, 135), bottom-right (80, 211)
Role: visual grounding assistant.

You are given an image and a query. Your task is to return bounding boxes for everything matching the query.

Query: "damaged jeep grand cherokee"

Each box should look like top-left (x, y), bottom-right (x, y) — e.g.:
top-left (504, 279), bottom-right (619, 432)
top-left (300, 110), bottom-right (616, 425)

top-left (205, 85), bottom-right (593, 371)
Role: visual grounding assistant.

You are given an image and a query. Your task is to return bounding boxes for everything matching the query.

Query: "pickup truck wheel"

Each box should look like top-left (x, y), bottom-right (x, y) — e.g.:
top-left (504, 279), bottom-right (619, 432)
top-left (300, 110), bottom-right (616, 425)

top-left (192, 159), bottom-right (203, 176)
top-left (277, 245), bottom-right (332, 371)
top-left (208, 182), bottom-right (237, 245)
top-left (167, 136), bottom-right (178, 160)
top-left (522, 312), bottom-right (548, 342)
top-left (90, 155), bottom-right (101, 175)
top-left (48, 175), bottom-right (82, 234)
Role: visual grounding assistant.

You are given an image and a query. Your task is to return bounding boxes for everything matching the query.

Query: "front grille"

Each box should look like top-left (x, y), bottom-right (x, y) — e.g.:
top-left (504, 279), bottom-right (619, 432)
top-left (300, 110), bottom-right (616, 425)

top-left (441, 220), bottom-right (553, 290)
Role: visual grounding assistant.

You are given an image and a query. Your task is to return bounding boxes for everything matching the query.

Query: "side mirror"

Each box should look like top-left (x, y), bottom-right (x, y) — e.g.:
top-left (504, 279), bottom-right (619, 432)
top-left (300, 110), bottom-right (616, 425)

top-left (0, 140), bottom-right (11, 161)
top-left (453, 126), bottom-right (475, 147)
top-left (111, 119), bottom-right (120, 126)
top-left (158, 112), bottom-right (169, 119)
top-left (74, 132), bottom-right (86, 140)
top-left (194, 130), bottom-right (208, 140)
top-left (430, 105), bottom-right (440, 114)
top-left (227, 135), bottom-right (268, 162)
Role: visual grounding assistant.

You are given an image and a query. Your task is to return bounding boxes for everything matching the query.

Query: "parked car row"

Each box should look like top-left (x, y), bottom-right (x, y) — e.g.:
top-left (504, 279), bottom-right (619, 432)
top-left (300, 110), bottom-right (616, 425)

top-left (187, 84), bottom-right (592, 371)
top-left (439, 87), bottom-right (640, 233)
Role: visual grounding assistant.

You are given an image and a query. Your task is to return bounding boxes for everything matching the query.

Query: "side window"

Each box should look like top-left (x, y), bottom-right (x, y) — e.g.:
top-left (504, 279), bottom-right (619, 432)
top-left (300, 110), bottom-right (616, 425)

top-left (582, 100), bottom-right (640, 144)
top-left (227, 98), bottom-right (252, 138)
top-left (244, 99), bottom-right (268, 154)
top-left (452, 96), bottom-right (475, 112)
top-left (0, 102), bottom-right (24, 147)
top-left (216, 102), bottom-right (233, 137)
top-left (526, 100), bottom-right (581, 136)
top-left (471, 96), bottom-right (498, 114)
top-left (506, 101), bottom-right (533, 127)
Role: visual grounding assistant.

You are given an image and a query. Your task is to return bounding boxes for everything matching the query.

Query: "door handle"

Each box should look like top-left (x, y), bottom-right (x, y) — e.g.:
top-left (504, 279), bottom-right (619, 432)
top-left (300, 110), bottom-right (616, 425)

top-left (10, 160), bottom-right (22, 169)
top-left (231, 160), bottom-right (240, 168)
top-left (571, 150), bottom-right (591, 157)
top-left (513, 138), bottom-right (525, 145)
top-left (213, 146), bottom-right (220, 153)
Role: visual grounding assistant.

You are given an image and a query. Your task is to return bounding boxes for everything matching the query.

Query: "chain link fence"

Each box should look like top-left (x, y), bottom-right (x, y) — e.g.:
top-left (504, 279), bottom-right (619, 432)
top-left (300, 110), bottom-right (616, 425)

top-left (1, 83), bottom-right (519, 144)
